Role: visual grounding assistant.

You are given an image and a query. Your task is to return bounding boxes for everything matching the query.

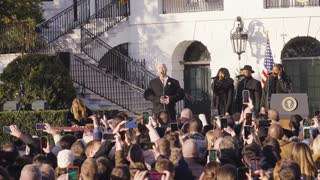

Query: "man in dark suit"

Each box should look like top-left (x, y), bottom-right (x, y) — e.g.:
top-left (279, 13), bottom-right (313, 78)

top-left (261, 64), bottom-right (292, 112)
top-left (144, 64), bottom-right (185, 121)
top-left (235, 65), bottom-right (262, 113)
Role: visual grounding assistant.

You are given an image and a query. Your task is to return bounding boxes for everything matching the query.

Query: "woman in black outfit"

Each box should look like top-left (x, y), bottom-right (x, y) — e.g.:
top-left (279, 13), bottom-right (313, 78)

top-left (211, 68), bottom-right (234, 116)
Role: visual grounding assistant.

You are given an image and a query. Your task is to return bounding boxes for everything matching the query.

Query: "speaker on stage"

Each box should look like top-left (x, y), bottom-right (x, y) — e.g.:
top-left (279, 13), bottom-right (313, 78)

top-left (32, 100), bottom-right (48, 110)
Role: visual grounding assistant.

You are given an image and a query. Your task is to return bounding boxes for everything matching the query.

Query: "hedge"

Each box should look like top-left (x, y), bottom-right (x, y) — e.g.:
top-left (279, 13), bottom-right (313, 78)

top-left (0, 110), bottom-right (68, 144)
top-left (0, 54), bottom-right (76, 110)
top-left (0, 109), bottom-right (116, 144)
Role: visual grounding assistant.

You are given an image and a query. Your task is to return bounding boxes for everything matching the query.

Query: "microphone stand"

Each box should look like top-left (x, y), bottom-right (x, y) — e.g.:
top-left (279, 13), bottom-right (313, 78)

top-left (266, 75), bottom-right (270, 110)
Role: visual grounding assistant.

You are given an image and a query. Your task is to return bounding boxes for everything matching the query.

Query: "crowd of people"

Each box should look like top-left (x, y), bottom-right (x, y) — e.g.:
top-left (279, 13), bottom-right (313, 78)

top-left (0, 63), bottom-right (317, 180)
top-left (1, 96), bottom-right (320, 180)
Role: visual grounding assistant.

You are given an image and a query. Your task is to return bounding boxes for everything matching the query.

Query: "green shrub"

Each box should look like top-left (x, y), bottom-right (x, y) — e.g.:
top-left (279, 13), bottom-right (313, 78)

top-left (0, 110), bottom-right (68, 144)
top-left (0, 109), bottom-right (116, 144)
top-left (0, 54), bottom-right (76, 109)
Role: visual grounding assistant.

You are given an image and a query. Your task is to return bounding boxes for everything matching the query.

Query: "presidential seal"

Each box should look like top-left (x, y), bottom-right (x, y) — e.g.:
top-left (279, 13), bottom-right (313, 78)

top-left (282, 97), bottom-right (297, 112)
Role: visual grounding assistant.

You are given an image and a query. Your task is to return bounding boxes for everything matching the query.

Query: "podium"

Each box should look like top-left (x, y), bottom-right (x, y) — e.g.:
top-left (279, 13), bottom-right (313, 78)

top-left (270, 93), bottom-right (309, 119)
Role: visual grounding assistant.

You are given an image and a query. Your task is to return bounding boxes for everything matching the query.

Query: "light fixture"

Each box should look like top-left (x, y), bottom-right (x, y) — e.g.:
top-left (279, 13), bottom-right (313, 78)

top-left (230, 16), bottom-right (248, 60)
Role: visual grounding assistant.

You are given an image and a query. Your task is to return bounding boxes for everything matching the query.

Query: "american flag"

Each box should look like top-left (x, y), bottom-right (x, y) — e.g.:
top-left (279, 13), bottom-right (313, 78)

top-left (261, 37), bottom-right (275, 88)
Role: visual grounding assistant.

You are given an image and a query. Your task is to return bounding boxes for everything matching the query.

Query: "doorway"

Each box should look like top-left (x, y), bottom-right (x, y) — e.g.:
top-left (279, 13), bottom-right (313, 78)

top-left (281, 36), bottom-right (320, 116)
top-left (183, 41), bottom-right (211, 118)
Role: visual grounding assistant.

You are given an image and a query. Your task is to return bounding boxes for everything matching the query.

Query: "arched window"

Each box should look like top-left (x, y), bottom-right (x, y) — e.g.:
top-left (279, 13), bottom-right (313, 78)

top-left (282, 36), bottom-right (320, 115)
top-left (281, 36), bottom-right (320, 59)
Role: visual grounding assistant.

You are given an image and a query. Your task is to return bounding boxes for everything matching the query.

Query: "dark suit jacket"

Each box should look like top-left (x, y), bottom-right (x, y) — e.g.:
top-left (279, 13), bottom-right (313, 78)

top-left (235, 76), bottom-right (262, 113)
top-left (144, 77), bottom-right (185, 121)
top-left (261, 74), bottom-right (292, 110)
top-left (211, 78), bottom-right (234, 115)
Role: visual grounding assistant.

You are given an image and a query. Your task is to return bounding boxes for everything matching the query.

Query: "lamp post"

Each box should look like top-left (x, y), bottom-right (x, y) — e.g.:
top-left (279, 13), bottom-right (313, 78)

top-left (230, 16), bottom-right (248, 60)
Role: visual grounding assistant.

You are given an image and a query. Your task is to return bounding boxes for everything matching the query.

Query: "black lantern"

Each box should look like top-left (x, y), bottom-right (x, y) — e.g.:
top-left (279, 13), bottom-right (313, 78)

top-left (230, 16), bottom-right (248, 60)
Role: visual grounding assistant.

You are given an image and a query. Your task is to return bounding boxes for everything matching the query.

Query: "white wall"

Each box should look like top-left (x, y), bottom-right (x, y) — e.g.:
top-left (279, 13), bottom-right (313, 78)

top-left (41, 0), bottom-right (73, 20)
top-left (126, 0), bottom-right (320, 86)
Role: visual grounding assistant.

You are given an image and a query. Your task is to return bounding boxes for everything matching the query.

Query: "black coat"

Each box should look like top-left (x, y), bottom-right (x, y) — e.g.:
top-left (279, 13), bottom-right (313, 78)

top-left (144, 77), bottom-right (185, 121)
top-left (235, 76), bottom-right (262, 113)
top-left (211, 78), bottom-right (234, 115)
top-left (261, 74), bottom-right (292, 110)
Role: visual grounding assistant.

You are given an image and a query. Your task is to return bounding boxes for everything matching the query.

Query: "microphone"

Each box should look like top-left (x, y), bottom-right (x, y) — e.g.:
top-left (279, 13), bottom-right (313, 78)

top-left (236, 75), bottom-right (245, 79)
top-left (267, 72), bottom-right (273, 75)
top-left (211, 76), bottom-right (218, 79)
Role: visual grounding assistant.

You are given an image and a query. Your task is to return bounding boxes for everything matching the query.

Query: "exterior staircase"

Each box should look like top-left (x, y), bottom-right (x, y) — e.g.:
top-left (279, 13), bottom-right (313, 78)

top-left (32, 0), bottom-right (183, 114)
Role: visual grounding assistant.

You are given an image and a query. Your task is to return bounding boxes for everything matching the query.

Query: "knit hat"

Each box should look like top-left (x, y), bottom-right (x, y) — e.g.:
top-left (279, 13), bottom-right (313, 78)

top-left (57, 149), bottom-right (74, 168)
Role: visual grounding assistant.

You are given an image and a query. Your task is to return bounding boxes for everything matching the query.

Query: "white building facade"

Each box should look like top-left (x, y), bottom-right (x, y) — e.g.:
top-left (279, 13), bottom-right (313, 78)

top-left (39, 0), bottom-right (320, 115)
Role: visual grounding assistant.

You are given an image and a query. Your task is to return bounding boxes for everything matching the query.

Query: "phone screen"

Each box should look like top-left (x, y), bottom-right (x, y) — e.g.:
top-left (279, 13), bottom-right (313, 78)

top-left (244, 126), bottom-right (251, 139)
top-left (220, 118), bottom-right (228, 128)
top-left (209, 150), bottom-right (216, 161)
top-left (36, 123), bottom-right (45, 130)
top-left (250, 158), bottom-right (261, 175)
top-left (68, 167), bottom-right (79, 180)
top-left (40, 136), bottom-right (48, 149)
top-left (143, 112), bottom-right (149, 124)
top-left (170, 123), bottom-right (179, 132)
top-left (212, 109), bottom-right (219, 120)
top-left (3, 126), bottom-right (11, 134)
top-left (303, 127), bottom-right (310, 139)
top-left (125, 121), bottom-right (138, 129)
top-left (245, 113), bottom-right (252, 126)
top-left (242, 90), bottom-right (250, 104)
top-left (147, 172), bottom-right (165, 180)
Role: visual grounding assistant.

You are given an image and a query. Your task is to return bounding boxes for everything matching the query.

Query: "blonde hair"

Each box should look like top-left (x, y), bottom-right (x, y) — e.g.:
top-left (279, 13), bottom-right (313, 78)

top-left (291, 143), bottom-right (315, 180)
top-left (205, 130), bottom-right (215, 150)
top-left (312, 135), bottom-right (320, 155)
top-left (71, 98), bottom-right (87, 121)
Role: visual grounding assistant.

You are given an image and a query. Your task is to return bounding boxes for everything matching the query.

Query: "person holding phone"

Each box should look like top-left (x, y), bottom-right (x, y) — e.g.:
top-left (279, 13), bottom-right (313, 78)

top-left (261, 64), bottom-right (292, 112)
top-left (235, 65), bottom-right (262, 113)
top-left (144, 64), bottom-right (185, 121)
top-left (211, 68), bottom-right (234, 116)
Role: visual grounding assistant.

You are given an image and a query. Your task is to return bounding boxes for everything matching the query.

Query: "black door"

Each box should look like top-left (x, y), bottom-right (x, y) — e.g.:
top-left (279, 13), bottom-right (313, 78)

top-left (184, 65), bottom-right (211, 118)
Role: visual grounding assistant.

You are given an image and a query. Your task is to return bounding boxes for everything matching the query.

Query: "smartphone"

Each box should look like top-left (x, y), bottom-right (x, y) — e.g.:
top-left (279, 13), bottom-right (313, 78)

top-left (250, 157), bottom-right (261, 176)
top-left (209, 150), bottom-right (217, 161)
top-left (3, 126), bottom-right (11, 134)
top-left (67, 166), bottom-right (79, 180)
top-left (242, 90), bottom-right (250, 104)
top-left (170, 123), bottom-right (179, 132)
top-left (36, 123), bottom-right (45, 130)
top-left (245, 113), bottom-right (252, 126)
top-left (125, 121), bottom-right (138, 129)
top-left (102, 133), bottom-right (115, 140)
top-left (212, 109), bottom-right (219, 120)
top-left (143, 112), bottom-right (149, 124)
top-left (303, 127), bottom-right (311, 139)
top-left (147, 172), bottom-right (165, 180)
top-left (244, 125), bottom-right (251, 139)
top-left (220, 118), bottom-right (228, 129)
top-left (40, 136), bottom-right (48, 149)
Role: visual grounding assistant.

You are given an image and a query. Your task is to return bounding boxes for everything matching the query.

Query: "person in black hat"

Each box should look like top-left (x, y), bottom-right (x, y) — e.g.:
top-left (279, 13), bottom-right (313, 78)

top-left (234, 65), bottom-right (262, 113)
top-left (211, 68), bottom-right (234, 117)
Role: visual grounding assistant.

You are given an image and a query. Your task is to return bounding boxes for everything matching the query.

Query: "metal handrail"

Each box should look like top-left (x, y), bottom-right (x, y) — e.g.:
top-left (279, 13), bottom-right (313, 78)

top-left (36, 0), bottom-right (90, 43)
top-left (71, 54), bottom-right (152, 114)
top-left (264, 0), bottom-right (320, 8)
top-left (82, 0), bottom-right (129, 41)
top-left (163, 0), bottom-right (224, 14)
top-left (81, 27), bottom-right (156, 89)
